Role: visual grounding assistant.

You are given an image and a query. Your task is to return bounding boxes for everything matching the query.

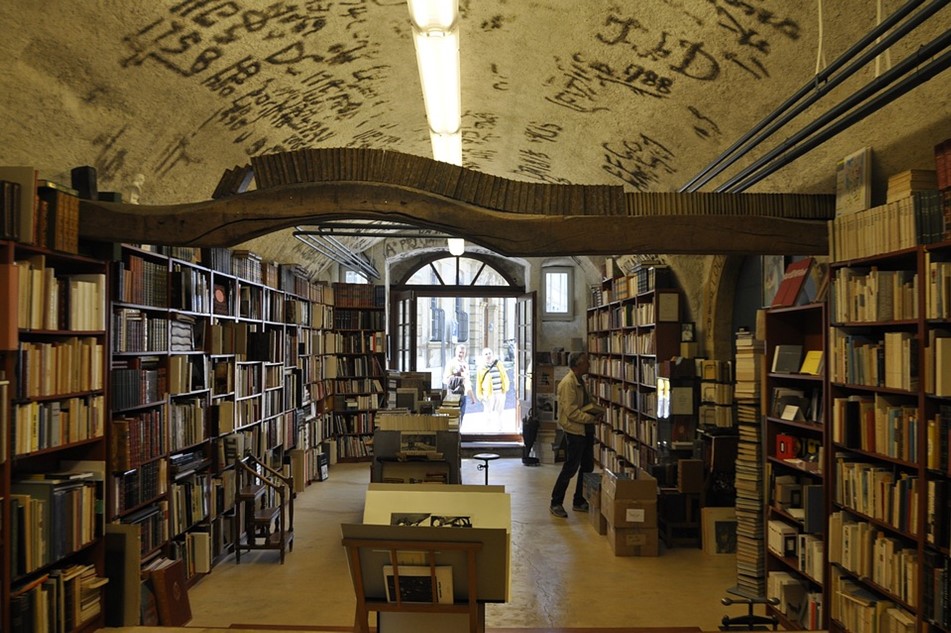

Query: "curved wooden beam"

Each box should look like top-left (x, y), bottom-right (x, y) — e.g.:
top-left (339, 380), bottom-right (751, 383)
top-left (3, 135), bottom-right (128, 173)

top-left (80, 181), bottom-right (828, 255)
top-left (79, 149), bottom-right (833, 256)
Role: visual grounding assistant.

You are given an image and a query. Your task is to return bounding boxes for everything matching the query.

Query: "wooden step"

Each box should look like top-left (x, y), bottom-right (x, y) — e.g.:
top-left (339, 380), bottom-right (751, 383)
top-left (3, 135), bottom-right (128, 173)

top-left (237, 484), bottom-right (266, 501)
top-left (265, 530), bottom-right (294, 548)
top-left (252, 506), bottom-right (281, 525)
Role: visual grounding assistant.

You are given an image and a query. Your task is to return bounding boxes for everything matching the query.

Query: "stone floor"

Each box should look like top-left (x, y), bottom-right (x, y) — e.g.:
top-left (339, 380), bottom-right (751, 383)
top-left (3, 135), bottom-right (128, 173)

top-left (108, 458), bottom-right (748, 631)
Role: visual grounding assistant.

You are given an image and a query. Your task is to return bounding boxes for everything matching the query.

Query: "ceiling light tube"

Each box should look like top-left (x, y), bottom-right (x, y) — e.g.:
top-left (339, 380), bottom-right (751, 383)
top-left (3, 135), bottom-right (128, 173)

top-left (412, 28), bottom-right (461, 135)
top-left (407, 0), bottom-right (457, 31)
top-left (430, 130), bottom-right (462, 165)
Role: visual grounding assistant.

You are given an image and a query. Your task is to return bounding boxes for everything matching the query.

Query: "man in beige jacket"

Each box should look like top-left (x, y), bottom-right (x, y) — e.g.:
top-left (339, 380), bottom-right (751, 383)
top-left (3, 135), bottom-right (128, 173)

top-left (549, 352), bottom-right (604, 518)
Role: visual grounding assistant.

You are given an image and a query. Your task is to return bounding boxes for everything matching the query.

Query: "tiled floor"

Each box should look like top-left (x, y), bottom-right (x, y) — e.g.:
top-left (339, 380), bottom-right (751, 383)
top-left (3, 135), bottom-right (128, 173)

top-left (174, 459), bottom-right (742, 630)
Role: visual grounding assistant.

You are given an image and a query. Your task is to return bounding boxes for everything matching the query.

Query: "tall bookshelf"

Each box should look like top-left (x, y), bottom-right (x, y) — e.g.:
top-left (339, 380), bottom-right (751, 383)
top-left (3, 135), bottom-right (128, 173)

top-left (586, 264), bottom-right (683, 473)
top-left (107, 244), bottom-right (334, 590)
top-left (825, 243), bottom-right (934, 632)
top-left (0, 239), bottom-right (110, 633)
top-left (762, 303), bottom-right (827, 630)
top-left (325, 282), bottom-right (385, 463)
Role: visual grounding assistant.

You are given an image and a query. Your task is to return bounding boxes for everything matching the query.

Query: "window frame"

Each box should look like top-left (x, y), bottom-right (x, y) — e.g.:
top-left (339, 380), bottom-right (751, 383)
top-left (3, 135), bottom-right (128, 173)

top-left (541, 265), bottom-right (574, 321)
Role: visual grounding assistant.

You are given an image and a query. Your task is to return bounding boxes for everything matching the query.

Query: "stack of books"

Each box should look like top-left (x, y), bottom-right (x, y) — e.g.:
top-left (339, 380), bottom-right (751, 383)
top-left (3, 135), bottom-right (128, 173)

top-left (733, 327), bottom-right (766, 597)
top-left (886, 169), bottom-right (937, 203)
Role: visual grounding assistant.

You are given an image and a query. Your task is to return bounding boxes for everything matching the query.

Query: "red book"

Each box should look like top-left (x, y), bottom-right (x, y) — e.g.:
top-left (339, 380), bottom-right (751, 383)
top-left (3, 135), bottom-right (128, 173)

top-left (770, 258), bottom-right (814, 308)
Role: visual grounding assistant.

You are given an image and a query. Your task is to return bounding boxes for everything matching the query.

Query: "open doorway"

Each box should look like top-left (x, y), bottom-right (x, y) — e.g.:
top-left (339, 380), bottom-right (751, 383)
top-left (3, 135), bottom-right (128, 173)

top-left (388, 253), bottom-right (534, 441)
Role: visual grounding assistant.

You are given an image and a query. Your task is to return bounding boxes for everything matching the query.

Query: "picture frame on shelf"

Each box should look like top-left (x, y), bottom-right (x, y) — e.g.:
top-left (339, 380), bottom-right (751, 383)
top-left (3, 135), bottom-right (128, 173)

top-left (680, 322), bottom-right (695, 342)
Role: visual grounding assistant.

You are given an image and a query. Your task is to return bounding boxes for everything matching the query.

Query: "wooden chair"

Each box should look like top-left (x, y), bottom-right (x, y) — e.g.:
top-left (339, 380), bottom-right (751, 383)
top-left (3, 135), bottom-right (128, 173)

top-left (341, 536), bottom-right (483, 633)
top-left (234, 454), bottom-right (295, 563)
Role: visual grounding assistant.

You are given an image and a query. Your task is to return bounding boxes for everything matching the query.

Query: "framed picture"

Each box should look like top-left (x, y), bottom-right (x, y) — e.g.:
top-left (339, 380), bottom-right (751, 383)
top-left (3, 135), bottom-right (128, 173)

top-left (680, 322), bottom-right (695, 342)
top-left (761, 255), bottom-right (785, 307)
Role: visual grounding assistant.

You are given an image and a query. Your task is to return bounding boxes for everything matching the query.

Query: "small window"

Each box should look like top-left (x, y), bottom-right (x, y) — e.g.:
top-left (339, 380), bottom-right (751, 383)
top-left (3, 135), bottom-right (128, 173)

top-left (344, 269), bottom-right (369, 284)
top-left (542, 265), bottom-right (573, 320)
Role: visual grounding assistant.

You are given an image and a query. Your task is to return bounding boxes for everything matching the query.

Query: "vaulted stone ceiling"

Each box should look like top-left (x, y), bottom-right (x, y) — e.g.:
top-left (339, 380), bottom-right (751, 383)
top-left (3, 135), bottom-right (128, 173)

top-left (1, 1), bottom-right (948, 276)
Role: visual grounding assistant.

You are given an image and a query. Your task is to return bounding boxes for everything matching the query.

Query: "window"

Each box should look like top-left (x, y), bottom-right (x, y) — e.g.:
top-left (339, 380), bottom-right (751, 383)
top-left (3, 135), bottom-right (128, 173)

top-left (542, 265), bottom-right (573, 320)
top-left (344, 269), bottom-right (369, 284)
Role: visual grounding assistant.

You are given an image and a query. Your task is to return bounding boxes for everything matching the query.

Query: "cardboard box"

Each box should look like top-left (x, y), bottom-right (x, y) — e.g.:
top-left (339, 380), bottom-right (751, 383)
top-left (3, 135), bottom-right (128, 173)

top-left (601, 497), bottom-right (657, 528)
top-left (677, 459), bottom-right (704, 494)
top-left (601, 468), bottom-right (658, 528)
top-left (607, 524), bottom-right (659, 556)
top-left (588, 508), bottom-right (607, 535)
top-left (601, 468), bottom-right (657, 501)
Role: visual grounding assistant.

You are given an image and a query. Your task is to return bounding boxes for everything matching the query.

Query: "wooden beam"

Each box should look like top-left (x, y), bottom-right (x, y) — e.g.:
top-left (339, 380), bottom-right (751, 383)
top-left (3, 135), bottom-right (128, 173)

top-left (79, 181), bottom-right (828, 256)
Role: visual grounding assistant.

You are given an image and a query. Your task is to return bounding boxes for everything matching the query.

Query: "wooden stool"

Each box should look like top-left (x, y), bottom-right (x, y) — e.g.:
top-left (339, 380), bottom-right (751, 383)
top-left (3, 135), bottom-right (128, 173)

top-left (473, 453), bottom-right (500, 485)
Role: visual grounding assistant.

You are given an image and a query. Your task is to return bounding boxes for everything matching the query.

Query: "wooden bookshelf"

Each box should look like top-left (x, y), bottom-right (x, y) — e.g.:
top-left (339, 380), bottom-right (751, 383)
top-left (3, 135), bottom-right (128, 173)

top-left (822, 238), bottom-right (951, 632)
top-left (105, 244), bottom-right (335, 602)
top-left (0, 239), bottom-right (110, 633)
top-left (586, 263), bottom-right (684, 473)
top-left (761, 302), bottom-right (827, 630)
top-left (325, 283), bottom-right (386, 463)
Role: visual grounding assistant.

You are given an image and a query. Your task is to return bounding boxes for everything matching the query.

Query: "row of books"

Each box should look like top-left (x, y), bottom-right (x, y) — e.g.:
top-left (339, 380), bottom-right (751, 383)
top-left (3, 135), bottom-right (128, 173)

top-left (0, 168), bottom-right (80, 254)
top-left (828, 328), bottom-right (920, 391)
top-left (830, 267), bottom-right (918, 323)
top-left (111, 363), bottom-right (166, 411)
top-left (14, 396), bottom-right (105, 456)
top-left (9, 562), bottom-right (107, 633)
top-left (833, 459), bottom-right (918, 535)
top-left (111, 408), bottom-right (168, 471)
top-left (113, 460), bottom-right (167, 515)
top-left (7, 256), bottom-right (105, 334)
top-left (828, 190), bottom-right (946, 262)
top-left (113, 309), bottom-right (169, 353)
top-left (15, 337), bottom-right (104, 398)
top-left (828, 512), bottom-right (918, 607)
top-left (832, 394), bottom-right (919, 463)
top-left (830, 566), bottom-right (915, 633)
top-left (168, 398), bottom-right (208, 452)
top-left (9, 474), bottom-right (100, 574)
top-left (333, 307), bottom-right (385, 330)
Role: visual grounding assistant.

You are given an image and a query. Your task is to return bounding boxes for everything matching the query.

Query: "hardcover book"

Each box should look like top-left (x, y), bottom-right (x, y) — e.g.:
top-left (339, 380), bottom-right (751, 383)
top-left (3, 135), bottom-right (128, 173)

top-left (148, 558), bottom-right (192, 626)
top-left (770, 258), bottom-right (814, 308)
top-left (771, 345), bottom-right (803, 374)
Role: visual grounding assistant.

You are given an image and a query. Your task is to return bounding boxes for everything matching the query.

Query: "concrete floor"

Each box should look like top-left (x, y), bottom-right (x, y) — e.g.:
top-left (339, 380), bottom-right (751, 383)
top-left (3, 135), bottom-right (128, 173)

top-left (160, 459), bottom-right (743, 630)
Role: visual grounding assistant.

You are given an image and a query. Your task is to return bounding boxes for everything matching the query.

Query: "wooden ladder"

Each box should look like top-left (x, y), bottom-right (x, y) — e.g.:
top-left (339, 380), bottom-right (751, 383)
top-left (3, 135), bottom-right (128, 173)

top-left (233, 454), bottom-right (295, 564)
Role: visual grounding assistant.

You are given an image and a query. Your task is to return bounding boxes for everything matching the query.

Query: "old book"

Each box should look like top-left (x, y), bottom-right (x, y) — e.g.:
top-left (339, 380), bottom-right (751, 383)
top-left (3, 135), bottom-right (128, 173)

top-left (0, 166), bottom-right (37, 244)
top-left (771, 345), bottom-right (803, 374)
top-left (148, 558), bottom-right (192, 626)
top-left (771, 258), bottom-right (814, 308)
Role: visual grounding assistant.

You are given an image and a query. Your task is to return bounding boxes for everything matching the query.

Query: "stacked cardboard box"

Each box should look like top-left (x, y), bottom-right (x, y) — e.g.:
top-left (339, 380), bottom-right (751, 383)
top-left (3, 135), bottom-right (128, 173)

top-left (582, 472), bottom-right (607, 535)
top-left (601, 468), bottom-right (658, 556)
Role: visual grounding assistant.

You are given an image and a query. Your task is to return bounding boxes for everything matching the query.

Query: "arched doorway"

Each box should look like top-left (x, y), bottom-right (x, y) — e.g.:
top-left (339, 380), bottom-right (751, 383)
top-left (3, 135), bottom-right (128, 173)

top-left (388, 251), bottom-right (534, 441)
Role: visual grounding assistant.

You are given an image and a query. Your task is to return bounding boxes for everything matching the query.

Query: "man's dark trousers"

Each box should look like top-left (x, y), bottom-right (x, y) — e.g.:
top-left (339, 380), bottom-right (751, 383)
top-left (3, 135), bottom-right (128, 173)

top-left (550, 432), bottom-right (594, 507)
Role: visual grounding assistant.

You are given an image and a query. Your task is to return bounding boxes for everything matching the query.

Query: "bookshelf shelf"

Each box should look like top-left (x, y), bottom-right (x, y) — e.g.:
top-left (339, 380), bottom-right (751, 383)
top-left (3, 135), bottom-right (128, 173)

top-left (587, 263), bottom-right (684, 474)
top-left (0, 238), bottom-right (110, 633)
top-left (762, 301), bottom-right (826, 629)
top-left (99, 244), bottom-right (337, 609)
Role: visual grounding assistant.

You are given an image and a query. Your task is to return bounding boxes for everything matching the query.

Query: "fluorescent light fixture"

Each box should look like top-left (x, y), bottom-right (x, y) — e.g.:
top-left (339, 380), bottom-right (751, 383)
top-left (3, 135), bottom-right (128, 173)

top-left (430, 130), bottom-right (462, 165)
top-left (407, 0), bottom-right (457, 31)
top-left (448, 238), bottom-right (465, 256)
top-left (412, 28), bottom-right (460, 135)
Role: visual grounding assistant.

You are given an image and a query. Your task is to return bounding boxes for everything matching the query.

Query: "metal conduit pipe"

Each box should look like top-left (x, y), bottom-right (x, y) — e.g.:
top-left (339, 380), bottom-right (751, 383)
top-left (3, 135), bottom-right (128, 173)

top-left (324, 234), bottom-right (382, 279)
top-left (724, 48), bottom-right (951, 193)
top-left (295, 233), bottom-right (380, 279)
top-left (680, 0), bottom-right (940, 192)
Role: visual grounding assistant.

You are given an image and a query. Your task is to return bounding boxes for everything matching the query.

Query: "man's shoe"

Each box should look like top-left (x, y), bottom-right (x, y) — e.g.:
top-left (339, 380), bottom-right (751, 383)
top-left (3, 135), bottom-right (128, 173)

top-left (549, 504), bottom-right (568, 518)
top-left (572, 501), bottom-right (590, 512)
